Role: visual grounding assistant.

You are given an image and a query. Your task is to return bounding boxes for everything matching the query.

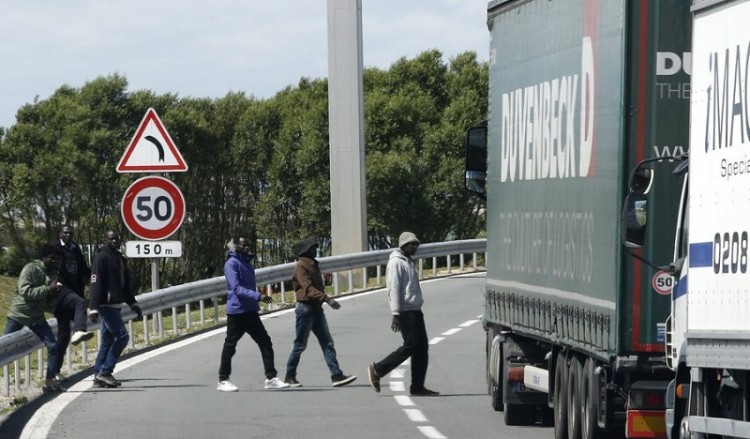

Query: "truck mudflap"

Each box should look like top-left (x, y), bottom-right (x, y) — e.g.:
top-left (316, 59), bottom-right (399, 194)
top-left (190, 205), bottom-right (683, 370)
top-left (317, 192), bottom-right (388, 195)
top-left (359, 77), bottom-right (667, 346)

top-left (627, 380), bottom-right (670, 438)
top-left (627, 410), bottom-right (667, 438)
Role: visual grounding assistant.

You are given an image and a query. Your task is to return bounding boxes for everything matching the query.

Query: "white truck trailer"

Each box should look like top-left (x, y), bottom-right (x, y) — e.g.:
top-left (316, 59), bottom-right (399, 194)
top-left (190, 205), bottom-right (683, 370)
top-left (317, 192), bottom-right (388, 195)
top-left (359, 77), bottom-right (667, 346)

top-left (622, 0), bottom-right (750, 437)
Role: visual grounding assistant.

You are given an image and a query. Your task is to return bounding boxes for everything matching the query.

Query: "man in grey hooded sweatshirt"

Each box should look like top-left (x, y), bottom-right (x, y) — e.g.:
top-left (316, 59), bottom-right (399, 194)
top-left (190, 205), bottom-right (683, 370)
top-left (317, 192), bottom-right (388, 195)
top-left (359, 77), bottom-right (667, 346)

top-left (367, 232), bottom-right (439, 397)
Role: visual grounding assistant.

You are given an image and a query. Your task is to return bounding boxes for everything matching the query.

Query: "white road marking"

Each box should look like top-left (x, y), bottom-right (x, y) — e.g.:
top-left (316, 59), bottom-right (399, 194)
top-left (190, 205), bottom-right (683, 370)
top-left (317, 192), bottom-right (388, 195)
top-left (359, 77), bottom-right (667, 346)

top-left (390, 381), bottom-right (405, 391)
top-left (441, 328), bottom-right (461, 336)
top-left (429, 337), bottom-right (445, 345)
top-left (394, 395), bottom-right (415, 406)
top-left (404, 408), bottom-right (428, 422)
top-left (390, 368), bottom-right (405, 378)
top-left (418, 426), bottom-right (447, 439)
top-left (460, 319), bottom-right (479, 327)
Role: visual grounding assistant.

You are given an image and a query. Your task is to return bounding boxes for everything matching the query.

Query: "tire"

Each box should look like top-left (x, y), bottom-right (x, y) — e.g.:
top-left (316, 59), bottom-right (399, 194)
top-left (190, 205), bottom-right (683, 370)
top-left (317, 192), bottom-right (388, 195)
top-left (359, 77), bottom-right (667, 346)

top-left (554, 353), bottom-right (569, 439)
top-left (582, 357), bottom-right (601, 439)
top-left (490, 334), bottom-right (504, 412)
top-left (567, 356), bottom-right (584, 439)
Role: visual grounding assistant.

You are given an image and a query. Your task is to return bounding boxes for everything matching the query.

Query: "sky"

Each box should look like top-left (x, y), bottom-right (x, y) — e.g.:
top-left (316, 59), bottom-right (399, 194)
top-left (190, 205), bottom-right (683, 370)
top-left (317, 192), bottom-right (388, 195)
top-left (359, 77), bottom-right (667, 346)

top-left (0, 0), bottom-right (489, 130)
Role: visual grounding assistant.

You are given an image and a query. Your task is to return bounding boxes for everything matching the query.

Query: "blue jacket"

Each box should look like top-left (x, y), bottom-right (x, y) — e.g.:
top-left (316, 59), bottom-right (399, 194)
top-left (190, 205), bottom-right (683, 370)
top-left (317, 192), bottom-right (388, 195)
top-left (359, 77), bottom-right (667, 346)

top-left (224, 251), bottom-right (263, 314)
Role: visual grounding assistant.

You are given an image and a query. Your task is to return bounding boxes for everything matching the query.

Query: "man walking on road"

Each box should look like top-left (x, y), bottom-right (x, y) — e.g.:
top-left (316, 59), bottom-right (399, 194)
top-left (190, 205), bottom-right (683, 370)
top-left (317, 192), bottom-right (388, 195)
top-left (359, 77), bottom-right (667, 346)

top-left (217, 235), bottom-right (289, 392)
top-left (284, 239), bottom-right (356, 388)
top-left (89, 230), bottom-right (142, 388)
top-left (53, 224), bottom-right (94, 380)
top-left (368, 232), bottom-right (439, 397)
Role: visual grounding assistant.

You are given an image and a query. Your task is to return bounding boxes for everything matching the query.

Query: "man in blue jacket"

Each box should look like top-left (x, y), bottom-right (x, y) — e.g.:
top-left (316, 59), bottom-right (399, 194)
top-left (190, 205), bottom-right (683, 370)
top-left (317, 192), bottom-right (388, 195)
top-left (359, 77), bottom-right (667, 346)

top-left (217, 235), bottom-right (289, 392)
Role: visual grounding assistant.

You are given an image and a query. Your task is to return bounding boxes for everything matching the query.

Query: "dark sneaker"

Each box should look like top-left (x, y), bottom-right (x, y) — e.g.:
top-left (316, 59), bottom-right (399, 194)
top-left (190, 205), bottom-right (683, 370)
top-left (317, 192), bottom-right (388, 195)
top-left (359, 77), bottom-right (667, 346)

top-left (332, 374), bottom-right (356, 387)
top-left (43, 380), bottom-right (66, 393)
top-left (368, 363), bottom-right (380, 393)
top-left (284, 377), bottom-right (302, 388)
top-left (96, 373), bottom-right (121, 387)
top-left (410, 387), bottom-right (440, 397)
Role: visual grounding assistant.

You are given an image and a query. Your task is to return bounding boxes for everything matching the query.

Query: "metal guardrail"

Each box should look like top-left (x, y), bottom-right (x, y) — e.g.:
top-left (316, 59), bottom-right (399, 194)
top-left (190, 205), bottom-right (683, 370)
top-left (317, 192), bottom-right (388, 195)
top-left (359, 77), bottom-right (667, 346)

top-left (0, 239), bottom-right (486, 396)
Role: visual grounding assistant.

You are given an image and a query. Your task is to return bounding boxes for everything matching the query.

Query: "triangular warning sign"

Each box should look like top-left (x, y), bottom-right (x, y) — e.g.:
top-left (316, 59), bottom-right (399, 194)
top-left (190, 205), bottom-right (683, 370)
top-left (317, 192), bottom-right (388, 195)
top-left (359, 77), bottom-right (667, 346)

top-left (116, 108), bottom-right (188, 173)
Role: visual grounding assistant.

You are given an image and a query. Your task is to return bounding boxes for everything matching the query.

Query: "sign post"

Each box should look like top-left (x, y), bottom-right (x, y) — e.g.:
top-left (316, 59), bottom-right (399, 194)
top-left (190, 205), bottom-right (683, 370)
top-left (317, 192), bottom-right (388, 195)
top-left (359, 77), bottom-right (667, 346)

top-left (117, 108), bottom-right (188, 297)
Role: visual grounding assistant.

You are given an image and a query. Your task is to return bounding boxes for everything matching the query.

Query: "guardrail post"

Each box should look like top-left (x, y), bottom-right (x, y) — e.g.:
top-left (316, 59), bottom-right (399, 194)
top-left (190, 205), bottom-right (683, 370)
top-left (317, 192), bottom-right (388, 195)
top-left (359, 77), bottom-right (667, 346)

top-left (172, 307), bottom-right (179, 336)
top-left (82, 339), bottom-right (89, 364)
top-left (447, 254), bottom-right (452, 274)
top-left (158, 311), bottom-right (164, 338)
top-left (472, 252), bottom-right (477, 269)
top-left (129, 321), bottom-right (135, 348)
top-left (362, 268), bottom-right (367, 291)
top-left (376, 265), bottom-right (381, 285)
top-left (333, 273), bottom-right (340, 295)
top-left (200, 300), bottom-right (206, 326)
top-left (35, 351), bottom-right (42, 380)
top-left (185, 304), bottom-right (191, 330)
top-left (281, 282), bottom-right (287, 305)
top-left (213, 297), bottom-right (219, 323)
top-left (14, 359), bottom-right (20, 391)
top-left (65, 345), bottom-right (71, 374)
top-left (144, 315), bottom-right (150, 345)
top-left (419, 259), bottom-right (424, 279)
top-left (460, 253), bottom-right (465, 271)
top-left (3, 364), bottom-right (9, 396)
top-left (347, 270), bottom-right (354, 294)
top-left (432, 257), bottom-right (437, 277)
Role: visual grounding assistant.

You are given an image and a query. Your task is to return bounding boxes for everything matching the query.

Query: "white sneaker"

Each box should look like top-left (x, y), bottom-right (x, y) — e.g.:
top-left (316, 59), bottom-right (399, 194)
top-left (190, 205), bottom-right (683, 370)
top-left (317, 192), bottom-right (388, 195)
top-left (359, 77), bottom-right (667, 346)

top-left (71, 330), bottom-right (94, 345)
top-left (264, 377), bottom-right (290, 389)
top-left (217, 380), bottom-right (239, 392)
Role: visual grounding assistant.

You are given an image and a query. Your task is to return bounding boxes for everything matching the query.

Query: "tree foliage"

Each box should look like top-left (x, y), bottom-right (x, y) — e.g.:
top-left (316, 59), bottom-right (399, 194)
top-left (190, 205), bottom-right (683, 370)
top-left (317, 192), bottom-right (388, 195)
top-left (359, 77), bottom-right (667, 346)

top-left (0, 50), bottom-right (487, 290)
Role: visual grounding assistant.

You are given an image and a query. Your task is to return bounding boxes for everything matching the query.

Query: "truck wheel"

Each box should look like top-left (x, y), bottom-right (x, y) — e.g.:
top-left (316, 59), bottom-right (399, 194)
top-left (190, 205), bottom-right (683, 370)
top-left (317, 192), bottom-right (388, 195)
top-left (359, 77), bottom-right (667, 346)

top-left (554, 352), bottom-right (569, 439)
top-left (582, 357), bottom-right (601, 439)
top-left (490, 334), bottom-right (504, 412)
top-left (567, 356), bottom-right (584, 439)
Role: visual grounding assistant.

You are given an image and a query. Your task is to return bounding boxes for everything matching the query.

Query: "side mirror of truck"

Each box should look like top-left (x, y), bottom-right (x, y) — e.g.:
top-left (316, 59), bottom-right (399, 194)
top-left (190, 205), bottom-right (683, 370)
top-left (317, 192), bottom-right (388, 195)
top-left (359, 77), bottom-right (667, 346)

top-left (622, 193), bottom-right (648, 248)
top-left (465, 124), bottom-right (488, 199)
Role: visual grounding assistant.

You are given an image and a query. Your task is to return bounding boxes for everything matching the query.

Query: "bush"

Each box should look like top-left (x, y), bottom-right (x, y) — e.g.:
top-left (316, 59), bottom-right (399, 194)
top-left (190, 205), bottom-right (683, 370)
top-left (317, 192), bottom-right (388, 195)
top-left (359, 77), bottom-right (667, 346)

top-left (0, 246), bottom-right (29, 276)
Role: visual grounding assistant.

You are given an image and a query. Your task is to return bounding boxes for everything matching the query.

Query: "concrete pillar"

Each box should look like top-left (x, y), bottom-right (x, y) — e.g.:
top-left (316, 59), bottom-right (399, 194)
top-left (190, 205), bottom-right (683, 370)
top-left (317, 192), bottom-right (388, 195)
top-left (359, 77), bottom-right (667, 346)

top-left (327, 0), bottom-right (367, 257)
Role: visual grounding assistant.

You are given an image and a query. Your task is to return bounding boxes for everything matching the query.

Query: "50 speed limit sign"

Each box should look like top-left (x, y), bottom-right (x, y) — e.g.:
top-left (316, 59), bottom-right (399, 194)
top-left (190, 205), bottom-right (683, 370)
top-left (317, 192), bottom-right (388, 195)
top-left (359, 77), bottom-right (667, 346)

top-left (121, 176), bottom-right (186, 241)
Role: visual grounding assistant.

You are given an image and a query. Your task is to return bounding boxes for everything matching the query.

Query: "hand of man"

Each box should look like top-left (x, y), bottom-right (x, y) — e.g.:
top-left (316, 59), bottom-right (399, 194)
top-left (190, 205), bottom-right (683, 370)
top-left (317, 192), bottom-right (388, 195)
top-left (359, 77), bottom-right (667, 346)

top-left (131, 304), bottom-right (143, 320)
top-left (391, 315), bottom-right (401, 332)
top-left (48, 280), bottom-right (62, 294)
top-left (260, 294), bottom-right (273, 304)
top-left (327, 298), bottom-right (341, 310)
top-left (89, 310), bottom-right (99, 324)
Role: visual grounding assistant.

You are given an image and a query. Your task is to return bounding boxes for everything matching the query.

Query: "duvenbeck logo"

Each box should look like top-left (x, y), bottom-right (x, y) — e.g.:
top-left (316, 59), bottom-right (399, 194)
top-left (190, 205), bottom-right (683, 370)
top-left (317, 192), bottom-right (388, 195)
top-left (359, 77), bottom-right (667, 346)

top-left (500, 36), bottom-right (596, 182)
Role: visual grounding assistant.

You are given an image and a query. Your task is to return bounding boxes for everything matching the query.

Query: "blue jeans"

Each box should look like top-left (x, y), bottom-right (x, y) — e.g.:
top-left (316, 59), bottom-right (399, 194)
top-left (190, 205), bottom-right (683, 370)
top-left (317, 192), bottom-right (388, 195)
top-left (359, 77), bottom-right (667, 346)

top-left (285, 302), bottom-right (342, 379)
top-left (94, 307), bottom-right (130, 375)
top-left (4, 318), bottom-right (59, 380)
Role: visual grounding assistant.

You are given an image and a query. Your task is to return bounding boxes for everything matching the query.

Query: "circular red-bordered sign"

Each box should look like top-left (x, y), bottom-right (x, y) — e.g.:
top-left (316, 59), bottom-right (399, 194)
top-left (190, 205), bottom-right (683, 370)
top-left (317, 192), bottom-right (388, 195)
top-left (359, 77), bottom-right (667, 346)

top-left (121, 176), bottom-right (185, 241)
top-left (651, 270), bottom-right (674, 295)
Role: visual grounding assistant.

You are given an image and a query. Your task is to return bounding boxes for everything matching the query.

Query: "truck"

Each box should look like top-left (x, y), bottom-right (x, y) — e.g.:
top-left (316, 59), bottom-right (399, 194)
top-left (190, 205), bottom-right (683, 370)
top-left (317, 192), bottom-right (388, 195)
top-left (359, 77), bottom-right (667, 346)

top-left (464, 0), bottom-right (691, 438)
top-left (621, 0), bottom-right (750, 438)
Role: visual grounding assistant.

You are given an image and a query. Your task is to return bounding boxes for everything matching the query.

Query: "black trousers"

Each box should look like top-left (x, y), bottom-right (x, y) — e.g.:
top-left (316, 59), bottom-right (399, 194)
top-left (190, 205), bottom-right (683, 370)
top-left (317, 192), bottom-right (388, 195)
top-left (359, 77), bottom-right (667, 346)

top-left (374, 310), bottom-right (429, 392)
top-left (219, 311), bottom-right (277, 381)
top-left (53, 291), bottom-right (89, 373)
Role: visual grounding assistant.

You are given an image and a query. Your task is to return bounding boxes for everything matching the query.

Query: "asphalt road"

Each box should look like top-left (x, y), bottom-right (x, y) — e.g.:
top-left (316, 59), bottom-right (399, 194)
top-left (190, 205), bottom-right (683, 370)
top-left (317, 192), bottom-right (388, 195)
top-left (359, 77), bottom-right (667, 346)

top-left (2, 273), bottom-right (554, 439)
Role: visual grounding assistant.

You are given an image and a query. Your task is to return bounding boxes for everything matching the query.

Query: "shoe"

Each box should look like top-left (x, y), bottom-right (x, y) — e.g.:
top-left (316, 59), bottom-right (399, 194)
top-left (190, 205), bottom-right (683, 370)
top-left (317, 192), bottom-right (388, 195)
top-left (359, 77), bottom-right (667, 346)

top-left (368, 363), bottom-right (380, 393)
top-left (284, 377), bottom-right (302, 388)
top-left (332, 374), bottom-right (356, 387)
top-left (71, 330), bottom-right (94, 345)
top-left (43, 380), bottom-right (65, 393)
top-left (410, 387), bottom-right (440, 397)
top-left (55, 373), bottom-right (68, 382)
top-left (264, 377), bottom-right (290, 389)
top-left (96, 373), bottom-right (121, 387)
top-left (217, 380), bottom-right (239, 392)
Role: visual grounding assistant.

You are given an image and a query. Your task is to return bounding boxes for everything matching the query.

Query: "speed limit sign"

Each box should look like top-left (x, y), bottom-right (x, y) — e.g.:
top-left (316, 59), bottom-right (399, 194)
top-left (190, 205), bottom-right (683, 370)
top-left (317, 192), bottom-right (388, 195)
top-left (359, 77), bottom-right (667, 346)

top-left (121, 176), bottom-right (186, 241)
